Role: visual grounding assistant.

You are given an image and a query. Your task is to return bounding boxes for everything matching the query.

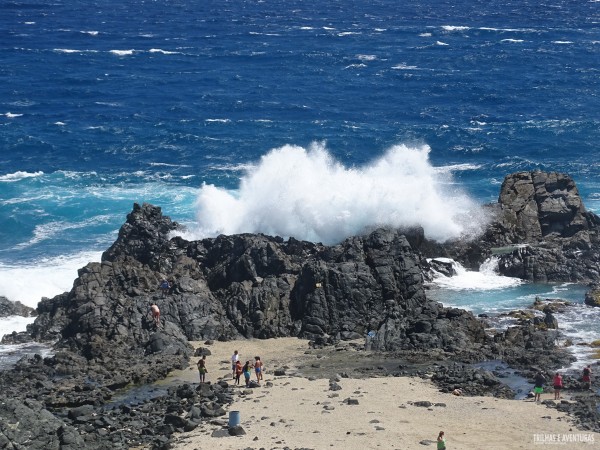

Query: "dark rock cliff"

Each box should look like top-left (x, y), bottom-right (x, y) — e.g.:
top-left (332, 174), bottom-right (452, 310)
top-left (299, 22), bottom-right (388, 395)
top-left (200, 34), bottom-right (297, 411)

top-left (423, 170), bottom-right (600, 282)
top-left (25, 202), bottom-right (485, 359)
top-left (17, 171), bottom-right (597, 364)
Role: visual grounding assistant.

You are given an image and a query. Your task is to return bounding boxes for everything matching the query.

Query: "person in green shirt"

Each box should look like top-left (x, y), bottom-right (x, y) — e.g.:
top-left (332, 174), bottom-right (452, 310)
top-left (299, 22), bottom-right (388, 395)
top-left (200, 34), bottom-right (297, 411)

top-left (437, 431), bottom-right (446, 450)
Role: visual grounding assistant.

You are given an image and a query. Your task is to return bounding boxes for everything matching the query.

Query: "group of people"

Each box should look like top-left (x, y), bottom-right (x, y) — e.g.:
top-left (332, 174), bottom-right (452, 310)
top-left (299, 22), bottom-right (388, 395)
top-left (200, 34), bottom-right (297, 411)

top-left (533, 365), bottom-right (593, 403)
top-left (231, 350), bottom-right (264, 387)
top-left (195, 349), bottom-right (265, 386)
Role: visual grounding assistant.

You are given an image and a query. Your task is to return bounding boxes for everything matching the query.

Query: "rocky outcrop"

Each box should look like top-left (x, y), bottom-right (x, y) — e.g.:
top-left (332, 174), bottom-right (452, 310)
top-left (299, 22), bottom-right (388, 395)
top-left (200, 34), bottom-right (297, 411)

top-left (288, 228), bottom-right (485, 351)
top-left (0, 398), bottom-right (84, 449)
top-left (16, 172), bottom-right (595, 358)
top-left (493, 171), bottom-right (599, 245)
top-left (0, 357), bottom-right (235, 450)
top-left (425, 171), bottom-right (600, 282)
top-left (584, 283), bottom-right (600, 307)
top-left (0, 202), bottom-right (496, 448)
top-left (22, 203), bottom-right (484, 354)
top-left (0, 296), bottom-right (35, 318)
top-left (490, 172), bottom-right (600, 282)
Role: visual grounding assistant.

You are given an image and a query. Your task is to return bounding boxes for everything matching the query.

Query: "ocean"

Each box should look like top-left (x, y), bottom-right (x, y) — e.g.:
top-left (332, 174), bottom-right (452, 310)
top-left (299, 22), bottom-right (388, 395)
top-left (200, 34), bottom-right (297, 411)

top-left (1, 0), bottom-right (599, 368)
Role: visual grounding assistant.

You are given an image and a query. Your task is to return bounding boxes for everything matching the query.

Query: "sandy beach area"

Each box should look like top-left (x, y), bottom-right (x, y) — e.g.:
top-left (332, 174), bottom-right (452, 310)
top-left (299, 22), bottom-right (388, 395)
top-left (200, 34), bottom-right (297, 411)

top-left (166, 338), bottom-right (598, 450)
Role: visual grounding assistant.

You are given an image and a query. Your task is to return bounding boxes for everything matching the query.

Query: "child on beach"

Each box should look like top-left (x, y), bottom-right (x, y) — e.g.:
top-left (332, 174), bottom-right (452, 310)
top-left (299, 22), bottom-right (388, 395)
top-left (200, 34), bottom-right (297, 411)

top-left (437, 431), bottom-right (446, 450)
top-left (582, 365), bottom-right (592, 390)
top-left (534, 371), bottom-right (546, 402)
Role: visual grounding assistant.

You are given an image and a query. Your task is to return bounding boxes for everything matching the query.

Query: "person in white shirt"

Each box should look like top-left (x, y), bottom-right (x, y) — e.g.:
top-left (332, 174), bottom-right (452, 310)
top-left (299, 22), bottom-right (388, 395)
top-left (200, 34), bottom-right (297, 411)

top-left (231, 350), bottom-right (239, 379)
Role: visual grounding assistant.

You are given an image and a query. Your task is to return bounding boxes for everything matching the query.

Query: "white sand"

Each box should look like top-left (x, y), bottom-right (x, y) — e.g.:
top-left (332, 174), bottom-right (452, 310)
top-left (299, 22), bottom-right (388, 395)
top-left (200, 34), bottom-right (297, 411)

top-left (168, 338), bottom-right (598, 450)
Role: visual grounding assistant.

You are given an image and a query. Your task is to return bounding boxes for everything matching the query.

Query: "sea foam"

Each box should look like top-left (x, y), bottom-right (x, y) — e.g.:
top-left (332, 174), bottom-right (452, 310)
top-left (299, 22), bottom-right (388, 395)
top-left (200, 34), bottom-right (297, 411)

top-left (185, 143), bottom-right (488, 244)
top-left (430, 257), bottom-right (523, 291)
top-left (0, 251), bottom-right (102, 308)
top-left (0, 317), bottom-right (35, 341)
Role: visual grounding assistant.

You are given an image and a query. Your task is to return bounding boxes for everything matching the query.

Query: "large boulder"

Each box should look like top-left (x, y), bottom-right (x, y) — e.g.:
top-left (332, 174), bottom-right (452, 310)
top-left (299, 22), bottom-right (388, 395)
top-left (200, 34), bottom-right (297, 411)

top-left (492, 171), bottom-right (600, 245)
top-left (584, 283), bottom-right (600, 307)
top-left (101, 202), bottom-right (179, 270)
top-left (290, 228), bottom-right (485, 351)
top-left (490, 172), bottom-right (600, 282)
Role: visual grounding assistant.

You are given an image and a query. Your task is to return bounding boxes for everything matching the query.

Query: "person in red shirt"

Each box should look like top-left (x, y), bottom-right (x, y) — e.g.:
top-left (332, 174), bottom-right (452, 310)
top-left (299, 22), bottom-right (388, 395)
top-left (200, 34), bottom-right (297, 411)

top-left (582, 365), bottom-right (592, 390)
top-left (234, 360), bottom-right (243, 385)
top-left (553, 372), bottom-right (563, 400)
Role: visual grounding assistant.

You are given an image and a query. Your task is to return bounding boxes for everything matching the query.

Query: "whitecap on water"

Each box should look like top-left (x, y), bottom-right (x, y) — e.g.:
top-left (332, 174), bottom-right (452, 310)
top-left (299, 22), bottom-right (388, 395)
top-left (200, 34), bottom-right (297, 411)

top-left (0, 171), bottom-right (44, 182)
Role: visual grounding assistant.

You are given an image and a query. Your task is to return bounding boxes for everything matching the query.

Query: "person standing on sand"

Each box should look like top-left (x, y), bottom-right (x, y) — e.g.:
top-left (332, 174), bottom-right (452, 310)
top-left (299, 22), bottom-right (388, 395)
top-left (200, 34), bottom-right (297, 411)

top-left (534, 371), bottom-right (546, 402)
top-left (437, 431), bottom-right (446, 450)
top-left (582, 365), bottom-right (592, 390)
top-left (242, 361), bottom-right (252, 387)
top-left (254, 356), bottom-right (263, 383)
top-left (234, 360), bottom-right (243, 385)
top-left (231, 350), bottom-right (239, 379)
top-left (197, 355), bottom-right (207, 383)
top-left (553, 372), bottom-right (563, 400)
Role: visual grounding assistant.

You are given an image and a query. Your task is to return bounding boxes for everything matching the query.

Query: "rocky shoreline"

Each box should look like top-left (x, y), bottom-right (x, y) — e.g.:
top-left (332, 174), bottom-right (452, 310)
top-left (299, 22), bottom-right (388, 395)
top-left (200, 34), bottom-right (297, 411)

top-left (2, 170), bottom-right (600, 448)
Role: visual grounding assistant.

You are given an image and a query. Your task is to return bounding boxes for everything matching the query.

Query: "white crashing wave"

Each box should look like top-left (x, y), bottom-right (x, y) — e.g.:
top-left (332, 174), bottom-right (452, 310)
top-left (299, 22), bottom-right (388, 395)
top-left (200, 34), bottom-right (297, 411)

top-left (430, 257), bottom-right (523, 291)
top-left (183, 143), bottom-right (489, 244)
top-left (0, 251), bottom-right (102, 308)
top-left (0, 171), bottom-right (44, 182)
top-left (441, 25), bottom-right (470, 31)
top-left (149, 48), bottom-right (180, 55)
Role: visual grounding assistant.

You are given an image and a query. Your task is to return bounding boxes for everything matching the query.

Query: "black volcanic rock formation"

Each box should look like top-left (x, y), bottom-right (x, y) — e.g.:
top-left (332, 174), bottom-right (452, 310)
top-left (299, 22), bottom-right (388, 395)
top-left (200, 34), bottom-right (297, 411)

top-left (494, 170), bottom-right (599, 244)
top-left (424, 170), bottom-right (600, 282)
top-left (0, 296), bottom-right (35, 318)
top-left (16, 171), bottom-right (598, 364)
top-left (27, 202), bottom-right (485, 356)
top-left (0, 202), bottom-right (491, 448)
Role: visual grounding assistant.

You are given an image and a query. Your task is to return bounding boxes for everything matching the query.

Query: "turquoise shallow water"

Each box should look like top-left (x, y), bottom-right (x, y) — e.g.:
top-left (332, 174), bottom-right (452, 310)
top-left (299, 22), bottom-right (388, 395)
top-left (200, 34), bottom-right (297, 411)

top-left (428, 274), bottom-right (600, 370)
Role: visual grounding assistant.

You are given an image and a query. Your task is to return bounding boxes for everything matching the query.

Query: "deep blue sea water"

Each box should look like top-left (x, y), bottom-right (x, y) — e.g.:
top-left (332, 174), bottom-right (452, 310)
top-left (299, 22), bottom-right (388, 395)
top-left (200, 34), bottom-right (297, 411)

top-left (1, 0), bottom-right (600, 367)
